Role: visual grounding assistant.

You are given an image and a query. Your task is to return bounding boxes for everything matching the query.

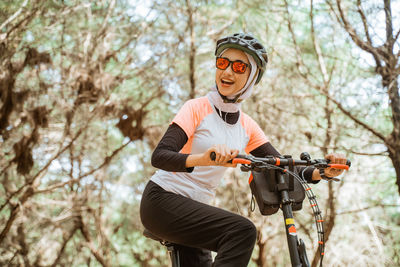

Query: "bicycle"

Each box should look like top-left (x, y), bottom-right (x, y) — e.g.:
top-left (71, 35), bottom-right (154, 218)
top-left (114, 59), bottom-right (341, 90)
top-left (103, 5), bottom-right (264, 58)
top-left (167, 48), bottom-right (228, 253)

top-left (143, 152), bottom-right (350, 267)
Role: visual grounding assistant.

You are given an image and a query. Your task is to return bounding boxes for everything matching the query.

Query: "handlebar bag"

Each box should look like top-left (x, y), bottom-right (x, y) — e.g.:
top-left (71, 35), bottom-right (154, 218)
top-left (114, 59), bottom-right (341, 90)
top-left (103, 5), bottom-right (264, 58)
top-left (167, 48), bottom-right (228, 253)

top-left (249, 168), bottom-right (305, 216)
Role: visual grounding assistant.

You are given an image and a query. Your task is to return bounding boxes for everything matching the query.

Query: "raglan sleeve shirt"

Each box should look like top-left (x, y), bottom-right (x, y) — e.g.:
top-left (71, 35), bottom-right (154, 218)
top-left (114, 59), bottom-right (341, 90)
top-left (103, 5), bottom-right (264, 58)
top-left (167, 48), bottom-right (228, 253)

top-left (151, 100), bottom-right (318, 184)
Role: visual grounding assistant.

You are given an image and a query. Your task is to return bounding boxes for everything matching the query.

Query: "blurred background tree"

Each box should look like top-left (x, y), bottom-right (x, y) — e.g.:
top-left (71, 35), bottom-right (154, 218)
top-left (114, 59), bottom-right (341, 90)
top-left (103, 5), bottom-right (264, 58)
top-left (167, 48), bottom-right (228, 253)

top-left (0, 0), bottom-right (399, 266)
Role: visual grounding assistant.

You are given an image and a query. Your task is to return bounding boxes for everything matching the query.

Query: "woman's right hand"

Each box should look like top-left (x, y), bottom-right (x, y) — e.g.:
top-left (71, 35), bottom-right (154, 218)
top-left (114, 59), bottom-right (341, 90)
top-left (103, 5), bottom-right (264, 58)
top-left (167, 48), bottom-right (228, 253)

top-left (205, 145), bottom-right (239, 167)
top-left (185, 144), bottom-right (239, 168)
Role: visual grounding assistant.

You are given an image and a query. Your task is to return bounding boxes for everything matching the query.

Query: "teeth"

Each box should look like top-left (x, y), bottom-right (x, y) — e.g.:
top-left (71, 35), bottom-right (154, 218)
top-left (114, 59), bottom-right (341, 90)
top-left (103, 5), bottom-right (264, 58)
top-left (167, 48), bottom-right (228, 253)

top-left (222, 79), bottom-right (234, 84)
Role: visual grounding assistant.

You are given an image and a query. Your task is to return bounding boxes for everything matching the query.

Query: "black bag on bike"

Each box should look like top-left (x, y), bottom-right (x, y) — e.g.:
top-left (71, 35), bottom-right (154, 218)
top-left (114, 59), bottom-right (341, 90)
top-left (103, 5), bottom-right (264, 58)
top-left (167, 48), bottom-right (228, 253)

top-left (248, 167), bottom-right (305, 216)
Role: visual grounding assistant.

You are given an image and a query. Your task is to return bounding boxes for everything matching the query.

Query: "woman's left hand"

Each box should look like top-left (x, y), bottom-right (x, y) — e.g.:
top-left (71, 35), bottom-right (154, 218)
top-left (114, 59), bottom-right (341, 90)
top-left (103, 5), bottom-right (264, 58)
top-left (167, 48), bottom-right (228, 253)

top-left (323, 153), bottom-right (347, 177)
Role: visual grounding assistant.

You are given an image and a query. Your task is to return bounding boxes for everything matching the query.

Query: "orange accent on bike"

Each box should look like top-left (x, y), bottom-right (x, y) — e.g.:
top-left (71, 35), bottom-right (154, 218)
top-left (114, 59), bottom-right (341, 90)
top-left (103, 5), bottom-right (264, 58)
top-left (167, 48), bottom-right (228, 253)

top-left (305, 187), bottom-right (311, 191)
top-left (328, 164), bottom-right (349, 170)
top-left (275, 158), bottom-right (280, 166)
top-left (311, 204), bottom-right (317, 207)
top-left (318, 241), bottom-right (324, 245)
top-left (288, 225), bottom-right (296, 234)
top-left (232, 158), bottom-right (251, 165)
top-left (248, 173), bottom-right (253, 184)
top-left (317, 220), bottom-right (324, 222)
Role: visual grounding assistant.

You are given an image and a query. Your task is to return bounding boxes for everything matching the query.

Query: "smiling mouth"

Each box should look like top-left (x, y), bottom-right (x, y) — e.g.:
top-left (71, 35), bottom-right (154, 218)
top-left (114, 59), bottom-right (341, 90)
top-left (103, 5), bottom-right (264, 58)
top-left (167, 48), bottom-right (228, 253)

top-left (221, 79), bottom-right (234, 85)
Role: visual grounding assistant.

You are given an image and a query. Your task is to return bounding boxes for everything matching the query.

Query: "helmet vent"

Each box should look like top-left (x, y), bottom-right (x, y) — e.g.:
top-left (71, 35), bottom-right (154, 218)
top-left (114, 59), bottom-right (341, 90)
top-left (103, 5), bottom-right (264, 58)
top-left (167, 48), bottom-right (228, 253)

top-left (253, 43), bottom-right (263, 50)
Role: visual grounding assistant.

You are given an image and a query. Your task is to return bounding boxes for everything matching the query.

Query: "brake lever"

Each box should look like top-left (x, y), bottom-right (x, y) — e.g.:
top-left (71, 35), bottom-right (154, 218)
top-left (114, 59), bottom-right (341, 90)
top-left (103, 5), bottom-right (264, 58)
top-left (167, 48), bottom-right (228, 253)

top-left (322, 176), bottom-right (341, 182)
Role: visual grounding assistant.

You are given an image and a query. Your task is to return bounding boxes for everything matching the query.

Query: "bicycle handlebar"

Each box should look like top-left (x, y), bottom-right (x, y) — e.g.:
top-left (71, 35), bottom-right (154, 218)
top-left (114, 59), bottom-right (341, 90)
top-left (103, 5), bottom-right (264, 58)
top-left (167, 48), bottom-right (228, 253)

top-left (210, 152), bottom-right (351, 170)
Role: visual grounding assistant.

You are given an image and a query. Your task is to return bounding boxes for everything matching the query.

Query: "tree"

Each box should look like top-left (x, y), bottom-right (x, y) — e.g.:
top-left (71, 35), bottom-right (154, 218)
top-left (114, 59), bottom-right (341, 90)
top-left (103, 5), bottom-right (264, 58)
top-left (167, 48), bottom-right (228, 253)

top-left (0, 0), bottom-right (170, 265)
top-left (325, 0), bottom-right (400, 195)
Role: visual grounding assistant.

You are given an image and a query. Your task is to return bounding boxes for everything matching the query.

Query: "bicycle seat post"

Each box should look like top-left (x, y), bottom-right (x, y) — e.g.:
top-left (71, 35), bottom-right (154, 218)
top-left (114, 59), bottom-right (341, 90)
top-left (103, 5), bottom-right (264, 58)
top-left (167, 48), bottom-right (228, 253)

top-left (143, 229), bottom-right (180, 267)
top-left (167, 244), bottom-right (180, 267)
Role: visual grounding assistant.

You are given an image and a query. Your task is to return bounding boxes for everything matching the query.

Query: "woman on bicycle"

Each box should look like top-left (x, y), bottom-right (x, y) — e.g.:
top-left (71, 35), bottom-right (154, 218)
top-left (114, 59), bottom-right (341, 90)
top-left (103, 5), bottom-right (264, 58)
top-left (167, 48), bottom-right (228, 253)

top-left (140, 33), bottom-right (346, 267)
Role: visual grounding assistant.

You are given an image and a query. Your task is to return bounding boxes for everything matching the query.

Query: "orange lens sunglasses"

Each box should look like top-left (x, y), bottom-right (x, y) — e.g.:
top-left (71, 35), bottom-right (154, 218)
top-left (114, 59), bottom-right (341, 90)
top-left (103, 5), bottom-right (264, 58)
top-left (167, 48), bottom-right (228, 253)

top-left (216, 57), bottom-right (249, 74)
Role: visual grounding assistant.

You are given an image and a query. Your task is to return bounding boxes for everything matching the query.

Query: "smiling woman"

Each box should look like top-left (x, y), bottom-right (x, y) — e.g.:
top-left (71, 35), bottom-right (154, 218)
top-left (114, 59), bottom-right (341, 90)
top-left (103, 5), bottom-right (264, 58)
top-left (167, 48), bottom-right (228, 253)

top-left (139, 32), bottom-right (347, 267)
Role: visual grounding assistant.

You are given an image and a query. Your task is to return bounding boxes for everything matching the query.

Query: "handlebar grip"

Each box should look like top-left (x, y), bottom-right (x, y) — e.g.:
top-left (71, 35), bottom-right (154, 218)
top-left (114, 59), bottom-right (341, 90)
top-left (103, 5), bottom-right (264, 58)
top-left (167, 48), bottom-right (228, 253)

top-left (326, 159), bottom-right (351, 169)
top-left (232, 158), bottom-right (252, 165)
top-left (328, 164), bottom-right (349, 170)
top-left (210, 152), bottom-right (247, 164)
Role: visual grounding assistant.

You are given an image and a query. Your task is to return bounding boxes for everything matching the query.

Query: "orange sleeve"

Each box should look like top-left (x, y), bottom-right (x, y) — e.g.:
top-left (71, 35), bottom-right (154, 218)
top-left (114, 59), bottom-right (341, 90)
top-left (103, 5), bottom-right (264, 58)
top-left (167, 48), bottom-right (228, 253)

top-left (172, 97), bottom-right (212, 139)
top-left (241, 113), bottom-right (269, 154)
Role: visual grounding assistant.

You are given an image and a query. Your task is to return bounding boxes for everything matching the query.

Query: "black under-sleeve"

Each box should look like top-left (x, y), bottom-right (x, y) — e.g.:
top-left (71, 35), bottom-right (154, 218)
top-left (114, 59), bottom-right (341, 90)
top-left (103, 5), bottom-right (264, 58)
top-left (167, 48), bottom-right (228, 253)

top-left (249, 142), bottom-right (319, 184)
top-left (249, 142), bottom-right (280, 157)
top-left (151, 123), bottom-right (194, 173)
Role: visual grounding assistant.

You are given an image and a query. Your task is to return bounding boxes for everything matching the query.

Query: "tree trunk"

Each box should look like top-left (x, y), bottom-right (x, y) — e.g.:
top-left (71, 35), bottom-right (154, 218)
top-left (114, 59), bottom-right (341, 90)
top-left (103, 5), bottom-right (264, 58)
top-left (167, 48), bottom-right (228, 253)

top-left (186, 0), bottom-right (196, 99)
top-left (255, 235), bottom-right (267, 267)
top-left (383, 60), bottom-right (400, 196)
top-left (334, 0), bottom-right (400, 197)
top-left (388, 147), bottom-right (400, 197)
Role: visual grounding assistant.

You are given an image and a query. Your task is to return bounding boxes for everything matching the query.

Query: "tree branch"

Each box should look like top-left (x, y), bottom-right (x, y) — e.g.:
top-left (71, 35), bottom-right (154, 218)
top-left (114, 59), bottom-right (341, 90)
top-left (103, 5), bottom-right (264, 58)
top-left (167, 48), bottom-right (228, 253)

top-left (89, 0), bottom-right (117, 58)
top-left (356, 0), bottom-right (373, 45)
top-left (79, 215), bottom-right (110, 267)
top-left (0, 0), bottom-right (29, 33)
top-left (0, 186), bottom-right (34, 244)
top-left (97, 0), bottom-right (116, 40)
top-left (394, 28), bottom-right (400, 44)
top-left (0, 103), bottom-right (102, 213)
top-left (384, 0), bottom-right (394, 51)
top-left (343, 149), bottom-right (388, 156)
top-left (284, 0), bottom-right (315, 82)
top-left (310, 0), bottom-right (330, 85)
top-left (186, 0), bottom-right (196, 99)
top-left (0, 107), bottom-right (103, 245)
top-left (319, 89), bottom-right (387, 142)
top-left (336, 204), bottom-right (400, 215)
top-left (0, 119), bottom-right (86, 213)
top-left (328, 0), bottom-right (382, 67)
top-left (51, 225), bottom-right (79, 267)
top-left (34, 140), bottom-right (131, 194)
top-left (2, 3), bottom-right (40, 42)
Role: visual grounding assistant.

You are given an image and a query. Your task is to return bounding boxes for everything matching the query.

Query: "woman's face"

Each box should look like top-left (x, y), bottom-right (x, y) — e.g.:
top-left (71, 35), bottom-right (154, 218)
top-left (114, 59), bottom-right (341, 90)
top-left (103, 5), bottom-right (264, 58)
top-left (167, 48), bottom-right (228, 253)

top-left (215, 48), bottom-right (250, 97)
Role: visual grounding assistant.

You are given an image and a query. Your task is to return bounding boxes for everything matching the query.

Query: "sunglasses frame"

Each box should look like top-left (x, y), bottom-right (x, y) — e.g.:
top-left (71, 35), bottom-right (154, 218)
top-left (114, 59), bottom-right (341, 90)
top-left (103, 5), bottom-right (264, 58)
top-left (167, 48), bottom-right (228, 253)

top-left (216, 57), bottom-right (249, 74)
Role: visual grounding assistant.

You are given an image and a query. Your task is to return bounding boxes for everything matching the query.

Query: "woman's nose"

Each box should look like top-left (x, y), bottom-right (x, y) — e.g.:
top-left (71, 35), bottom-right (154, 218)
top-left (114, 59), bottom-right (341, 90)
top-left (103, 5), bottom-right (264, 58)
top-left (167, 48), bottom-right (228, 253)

top-left (223, 64), bottom-right (234, 75)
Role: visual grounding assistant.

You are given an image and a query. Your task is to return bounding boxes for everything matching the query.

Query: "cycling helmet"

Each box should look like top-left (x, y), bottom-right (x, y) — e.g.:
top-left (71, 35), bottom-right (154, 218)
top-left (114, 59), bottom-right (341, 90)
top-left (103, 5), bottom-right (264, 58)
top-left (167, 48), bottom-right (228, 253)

top-left (215, 33), bottom-right (268, 84)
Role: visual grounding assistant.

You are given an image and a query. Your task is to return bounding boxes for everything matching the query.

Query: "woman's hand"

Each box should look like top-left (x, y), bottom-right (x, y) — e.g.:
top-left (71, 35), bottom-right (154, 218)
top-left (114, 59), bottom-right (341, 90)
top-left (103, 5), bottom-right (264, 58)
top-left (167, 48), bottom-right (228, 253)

top-left (323, 153), bottom-right (347, 177)
top-left (185, 144), bottom-right (239, 168)
top-left (205, 144), bottom-right (239, 167)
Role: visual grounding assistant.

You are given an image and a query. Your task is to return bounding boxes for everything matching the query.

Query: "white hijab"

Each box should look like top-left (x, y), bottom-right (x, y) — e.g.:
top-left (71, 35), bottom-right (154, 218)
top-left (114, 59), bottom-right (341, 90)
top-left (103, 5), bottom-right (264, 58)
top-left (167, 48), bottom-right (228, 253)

top-left (207, 49), bottom-right (258, 113)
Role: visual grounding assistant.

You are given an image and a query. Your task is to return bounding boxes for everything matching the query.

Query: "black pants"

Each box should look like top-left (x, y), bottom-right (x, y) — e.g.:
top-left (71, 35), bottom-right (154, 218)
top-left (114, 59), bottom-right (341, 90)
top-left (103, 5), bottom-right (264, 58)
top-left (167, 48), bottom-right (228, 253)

top-left (140, 181), bottom-right (257, 267)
